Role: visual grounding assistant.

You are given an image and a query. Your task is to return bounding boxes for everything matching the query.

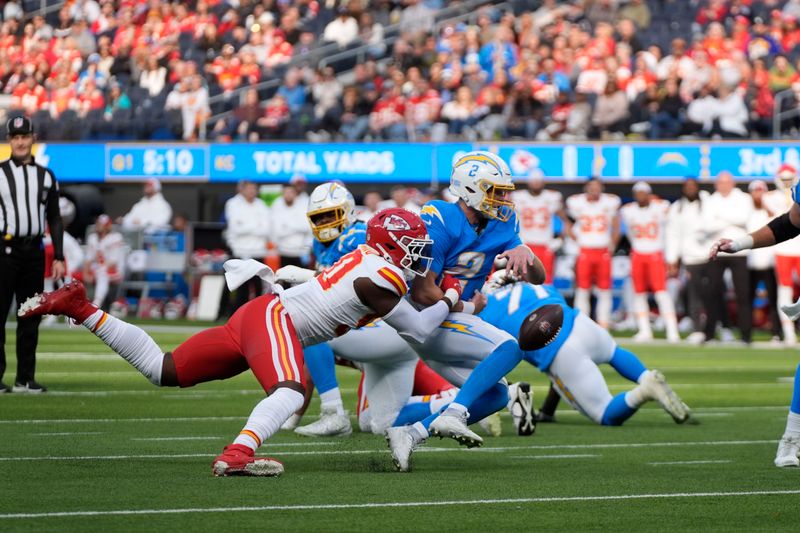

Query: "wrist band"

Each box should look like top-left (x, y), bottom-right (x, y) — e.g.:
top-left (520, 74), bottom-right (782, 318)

top-left (443, 288), bottom-right (460, 309)
top-left (730, 235), bottom-right (754, 252)
top-left (461, 302), bottom-right (475, 315)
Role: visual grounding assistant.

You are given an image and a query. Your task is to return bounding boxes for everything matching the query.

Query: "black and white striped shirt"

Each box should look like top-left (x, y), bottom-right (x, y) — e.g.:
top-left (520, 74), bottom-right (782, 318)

top-left (0, 156), bottom-right (64, 259)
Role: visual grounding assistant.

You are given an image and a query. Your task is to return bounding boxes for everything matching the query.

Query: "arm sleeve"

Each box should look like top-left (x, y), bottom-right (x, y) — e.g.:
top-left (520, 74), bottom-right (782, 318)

top-left (45, 171), bottom-right (64, 261)
top-left (382, 298), bottom-right (450, 345)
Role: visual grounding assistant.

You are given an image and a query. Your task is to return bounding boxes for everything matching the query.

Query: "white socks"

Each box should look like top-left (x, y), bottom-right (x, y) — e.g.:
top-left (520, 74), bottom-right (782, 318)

top-left (407, 388), bottom-right (458, 414)
top-left (785, 411), bottom-right (800, 437)
top-left (574, 288), bottom-right (591, 317)
top-left (633, 294), bottom-right (652, 338)
top-left (596, 290), bottom-right (612, 328)
top-left (234, 388), bottom-right (305, 451)
top-left (319, 388), bottom-right (345, 415)
top-left (83, 310), bottom-right (164, 385)
top-left (778, 285), bottom-right (797, 345)
top-left (93, 271), bottom-right (110, 307)
top-left (655, 291), bottom-right (680, 341)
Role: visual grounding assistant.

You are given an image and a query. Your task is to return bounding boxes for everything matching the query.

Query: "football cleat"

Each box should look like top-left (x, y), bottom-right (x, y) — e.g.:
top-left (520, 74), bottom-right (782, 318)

top-left (294, 407), bottom-right (352, 437)
top-left (385, 426), bottom-right (426, 472)
top-left (17, 281), bottom-right (96, 322)
top-left (633, 331), bottom-right (654, 343)
top-left (478, 412), bottom-right (502, 437)
top-left (508, 382), bottom-right (535, 436)
top-left (775, 434), bottom-right (800, 467)
top-left (641, 370), bottom-right (691, 424)
top-left (429, 410), bottom-right (483, 448)
top-left (212, 444), bottom-right (284, 477)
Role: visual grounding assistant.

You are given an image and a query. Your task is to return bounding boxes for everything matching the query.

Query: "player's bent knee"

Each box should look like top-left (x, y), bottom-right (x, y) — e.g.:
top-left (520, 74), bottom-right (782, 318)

top-left (270, 380), bottom-right (306, 397)
top-left (518, 304), bottom-right (563, 351)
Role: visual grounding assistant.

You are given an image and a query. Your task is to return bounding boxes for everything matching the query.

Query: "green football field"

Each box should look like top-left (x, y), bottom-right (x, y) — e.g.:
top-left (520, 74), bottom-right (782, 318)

top-left (2, 325), bottom-right (800, 532)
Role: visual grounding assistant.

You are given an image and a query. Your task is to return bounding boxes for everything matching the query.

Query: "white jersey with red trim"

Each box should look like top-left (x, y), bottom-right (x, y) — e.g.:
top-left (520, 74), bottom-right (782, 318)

top-left (566, 193), bottom-right (621, 249)
top-left (86, 231), bottom-right (127, 281)
top-left (513, 189), bottom-right (563, 247)
top-left (620, 199), bottom-right (669, 254)
top-left (764, 189), bottom-right (800, 256)
top-left (280, 244), bottom-right (408, 346)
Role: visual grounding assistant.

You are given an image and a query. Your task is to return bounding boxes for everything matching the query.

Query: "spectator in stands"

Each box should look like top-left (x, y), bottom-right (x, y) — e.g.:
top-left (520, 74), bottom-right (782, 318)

top-left (769, 54), bottom-right (796, 92)
top-left (276, 68), bottom-right (307, 115)
top-left (786, 0), bottom-right (800, 19)
top-left (702, 172), bottom-right (753, 344)
top-left (440, 85), bottom-right (486, 139)
top-left (311, 66), bottom-right (343, 129)
top-left (681, 49), bottom-right (714, 101)
top-left (369, 82), bottom-right (407, 140)
top-left (684, 85), bottom-right (717, 136)
top-left (747, 17), bottom-right (782, 61)
top-left (165, 75), bottom-right (210, 141)
top-left (339, 85), bottom-right (372, 141)
top-left (359, 12), bottom-right (386, 58)
top-left (400, 0), bottom-right (435, 38)
top-left (211, 87), bottom-right (261, 141)
top-left (649, 78), bottom-right (685, 139)
top-left (139, 55), bottom-right (167, 97)
top-left (83, 214), bottom-right (127, 310)
top-left (121, 178), bottom-right (173, 232)
top-left (616, 18), bottom-right (643, 54)
top-left (711, 84), bottom-right (748, 138)
top-left (224, 180), bottom-right (270, 311)
top-left (405, 78), bottom-right (441, 141)
top-left (585, 0), bottom-right (618, 27)
top-left (3, 0), bottom-right (22, 21)
top-left (589, 78), bottom-right (629, 139)
top-left (746, 179), bottom-right (783, 343)
top-left (76, 78), bottom-right (105, 118)
top-left (618, 0), bottom-right (650, 30)
top-left (479, 26), bottom-right (519, 83)
top-left (270, 183), bottom-right (313, 268)
top-left (255, 94), bottom-right (290, 139)
top-left (265, 29), bottom-right (293, 70)
top-left (657, 38), bottom-right (694, 80)
top-left (11, 75), bottom-right (46, 117)
top-left (505, 83), bottom-right (542, 139)
top-left (322, 6), bottom-right (358, 48)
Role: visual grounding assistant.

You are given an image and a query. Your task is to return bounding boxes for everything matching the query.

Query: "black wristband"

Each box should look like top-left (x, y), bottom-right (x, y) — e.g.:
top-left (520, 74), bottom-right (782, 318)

top-left (767, 212), bottom-right (800, 244)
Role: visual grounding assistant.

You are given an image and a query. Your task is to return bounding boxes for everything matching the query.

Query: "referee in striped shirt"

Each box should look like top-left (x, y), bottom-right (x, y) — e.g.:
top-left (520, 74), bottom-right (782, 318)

top-left (0, 116), bottom-right (64, 393)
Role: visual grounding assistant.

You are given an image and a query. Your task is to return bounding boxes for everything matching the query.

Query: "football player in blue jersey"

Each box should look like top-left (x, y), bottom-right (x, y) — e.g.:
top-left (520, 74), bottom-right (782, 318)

top-left (711, 184), bottom-right (800, 467)
top-left (386, 151), bottom-right (555, 471)
top-left (278, 182), bottom-right (366, 437)
top-left (479, 271), bottom-right (691, 427)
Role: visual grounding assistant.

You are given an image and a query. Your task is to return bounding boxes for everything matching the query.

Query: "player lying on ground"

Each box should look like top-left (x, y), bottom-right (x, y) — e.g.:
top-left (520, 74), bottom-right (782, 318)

top-left (709, 190), bottom-right (800, 467)
top-left (20, 208), bottom-right (480, 477)
top-left (385, 151), bottom-right (552, 472)
top-left (480, 271), bottom-right (691, 426)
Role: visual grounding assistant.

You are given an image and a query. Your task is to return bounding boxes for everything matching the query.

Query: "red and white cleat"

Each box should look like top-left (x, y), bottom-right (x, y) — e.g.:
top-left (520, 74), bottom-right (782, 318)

top-left (211, 444), bottom-right (284, 477)
top-left (17, 281), bottom-right (96, 322)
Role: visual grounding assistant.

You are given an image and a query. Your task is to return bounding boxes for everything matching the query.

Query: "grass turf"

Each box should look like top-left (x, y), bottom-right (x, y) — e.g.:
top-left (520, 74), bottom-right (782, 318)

top-left (2, 326), bottom-right (800, 532)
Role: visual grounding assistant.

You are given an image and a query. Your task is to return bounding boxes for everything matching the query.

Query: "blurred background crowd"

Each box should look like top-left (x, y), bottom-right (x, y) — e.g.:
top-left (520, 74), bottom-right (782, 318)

top-left (4, 0), bottom-right (800, 141)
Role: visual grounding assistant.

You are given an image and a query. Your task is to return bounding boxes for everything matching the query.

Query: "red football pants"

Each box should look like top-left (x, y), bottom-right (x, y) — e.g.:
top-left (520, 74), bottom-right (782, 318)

top-left (172, 294), bottom-right (305, 392)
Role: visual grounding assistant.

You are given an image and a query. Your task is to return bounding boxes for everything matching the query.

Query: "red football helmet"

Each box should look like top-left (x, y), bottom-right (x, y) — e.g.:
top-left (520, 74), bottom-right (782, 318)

top-left (367, 208), bottom-right (433, 278)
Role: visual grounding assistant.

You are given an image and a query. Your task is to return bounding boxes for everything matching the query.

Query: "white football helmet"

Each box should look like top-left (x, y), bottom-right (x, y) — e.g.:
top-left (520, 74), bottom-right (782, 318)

top-left (307, 182), bottom-right (356, 243)
top-left (775, 164), bottom-right (798, 191)
top-left (449, 151), bottom-right (515, 221)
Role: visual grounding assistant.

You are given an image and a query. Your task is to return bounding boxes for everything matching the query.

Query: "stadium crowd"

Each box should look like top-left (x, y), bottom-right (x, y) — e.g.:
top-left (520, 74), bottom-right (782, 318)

top-left (3, 0), bottom-right (800, 141)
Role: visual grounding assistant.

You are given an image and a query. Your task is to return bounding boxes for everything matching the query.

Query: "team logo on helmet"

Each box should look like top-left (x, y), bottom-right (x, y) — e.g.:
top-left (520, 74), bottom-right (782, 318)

top-left (383, 214), bottom-right (411, 231)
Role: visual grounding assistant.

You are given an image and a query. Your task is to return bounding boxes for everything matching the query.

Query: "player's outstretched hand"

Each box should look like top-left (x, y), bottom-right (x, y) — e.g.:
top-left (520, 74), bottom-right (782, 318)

top-left (275, 265), bottom-right (316, 286)
top-left (708, 238), bottom-right (735, 261)
top-left (470, 290), bottom-right (487, 315)
top-left (498, 245), bottom-right (534, 277)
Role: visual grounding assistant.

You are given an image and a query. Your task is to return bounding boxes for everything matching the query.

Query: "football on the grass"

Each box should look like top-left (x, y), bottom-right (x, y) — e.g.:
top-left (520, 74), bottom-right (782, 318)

top-left (518, 304), bottom-right (563, 350)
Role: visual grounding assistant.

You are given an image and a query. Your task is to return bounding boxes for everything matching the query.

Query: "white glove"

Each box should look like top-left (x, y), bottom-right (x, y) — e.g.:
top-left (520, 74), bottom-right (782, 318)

top-left (275, 265), bottom-right (316, 286)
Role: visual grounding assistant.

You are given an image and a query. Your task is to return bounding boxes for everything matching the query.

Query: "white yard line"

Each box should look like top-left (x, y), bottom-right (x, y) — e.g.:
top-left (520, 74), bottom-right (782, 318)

top-left (508, 454), bottom-right (600, 460)
top-left (648, 460), bottom-right (732, 466)
top-left (29, 432), bottom-right (105, 436)
top-left (130, 437), bottom-right (338, 446)
top-left (0, 439), bottom-right (777, 462)
top-left (3, 489), bottom-right (800, 519)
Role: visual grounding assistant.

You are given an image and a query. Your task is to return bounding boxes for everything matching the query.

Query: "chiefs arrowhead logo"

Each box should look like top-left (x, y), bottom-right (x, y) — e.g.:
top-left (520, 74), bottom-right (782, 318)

top-left (383, 214), bottom-right (411, 231)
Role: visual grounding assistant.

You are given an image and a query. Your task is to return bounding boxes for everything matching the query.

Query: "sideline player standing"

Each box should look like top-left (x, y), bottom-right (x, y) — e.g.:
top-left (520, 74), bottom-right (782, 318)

top-left (512, 169), bottom-right (571, 283)
top-left (709, 182), bottom-right (800, 467)
top-left (0, 116), bottom-right (64, 393)
top-left (764, 164), bottom-right (800, 346)
top-left (566, 178), bottom-right (621, 329)
top-left (20, 208), bottom-right (477, 477)
top-left (620, 182), bottom-right (680, 342)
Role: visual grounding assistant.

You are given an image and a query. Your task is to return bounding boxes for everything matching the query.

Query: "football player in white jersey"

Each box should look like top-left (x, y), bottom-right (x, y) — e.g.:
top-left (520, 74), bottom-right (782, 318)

top-left (82, 214), bottom-right (127, 309)
top-left (566, 178), bottom-right (621, 329)
top-left (764, 164), bottom-right (800, 345)
top-left (620, 182), bottom-right (679, 342)
top-left (19, 208), bottom-right (481, 477)
top-left (512, 170), bottom-right (571, 283)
